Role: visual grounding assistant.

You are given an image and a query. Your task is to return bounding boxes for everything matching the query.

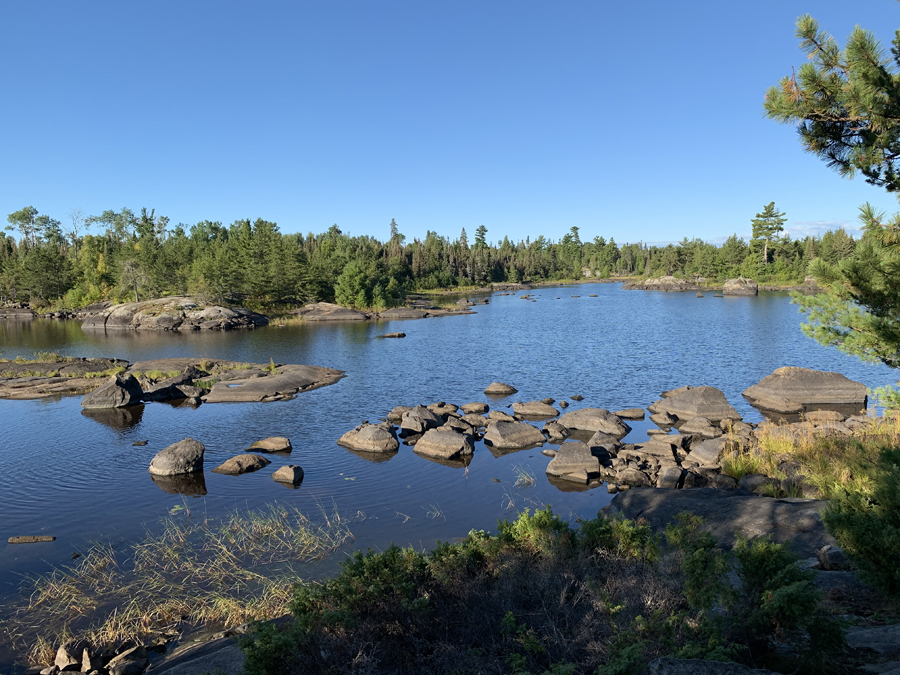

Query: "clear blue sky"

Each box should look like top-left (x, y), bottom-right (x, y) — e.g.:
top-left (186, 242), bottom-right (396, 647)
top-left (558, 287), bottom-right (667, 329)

top-left (2, 1), bottom-right (898, 245)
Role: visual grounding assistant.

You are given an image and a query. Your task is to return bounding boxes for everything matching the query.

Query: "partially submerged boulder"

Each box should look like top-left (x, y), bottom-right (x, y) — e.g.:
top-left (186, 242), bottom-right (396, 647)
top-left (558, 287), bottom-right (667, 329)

top-left (483, 421), bottom-right (545, 449)
top-left (723, 278), bottom-right (758, 296)
top-left (272, 465), bottom-right (304, 484)
top-left (614, 408), bottom-right (645, 420)
top-left (743, 367), bottom-right (867, 409)
top-left (212, 454), bottom-right (271, 475)
top-left (649, 386), bottom-right (739, 422)
top-left (557, 408), bottom-right (631, 436)
top-left (81, 372), bottom-right (143, 409)
top-left (249, 437), bottom-right (293, 453)
top-left (203, 364), bottom-right (345, 403)
top-left (414, 428), bottom-right (474, 459)
top-left (546, 442), bottom-right (600, 481)
top-left (460, 402), bottom-right (489, 414)
top-left (338, 424), bottom-right (399, 453)
top-left (400, 405), bottom-right (443, 433)
top-left (148, 438), bottom-right (205, 476)
top-left (484, 381), bottom-right (518, 396)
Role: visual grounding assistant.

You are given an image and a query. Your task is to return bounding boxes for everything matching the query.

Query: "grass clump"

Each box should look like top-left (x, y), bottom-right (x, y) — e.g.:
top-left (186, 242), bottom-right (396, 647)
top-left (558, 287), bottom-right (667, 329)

top-left (240, 507), bottom-right (841, 675)
top-left (6, 504), bottom-right (353, 667)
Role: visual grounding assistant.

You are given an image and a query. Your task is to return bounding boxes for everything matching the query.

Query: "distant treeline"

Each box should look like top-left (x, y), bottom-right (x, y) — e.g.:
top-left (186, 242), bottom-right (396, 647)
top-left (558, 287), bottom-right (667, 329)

top-left (0, 206), bottom-right (859, 311)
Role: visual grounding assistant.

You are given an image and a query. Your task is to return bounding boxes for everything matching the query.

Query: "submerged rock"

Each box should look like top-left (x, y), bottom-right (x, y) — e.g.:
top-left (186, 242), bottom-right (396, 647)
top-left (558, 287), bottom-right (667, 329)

top-left (512, 400), bottom-right (559, 417)
top-left (249, 437), bottom-right (293, 453)
top-left (212, 454), bottom-right (271, 475)
top-left (149, 438), bottom-right (205, 476)
top-left (484, 381), bottom-right (518, 396)
top-left (557, 408), bottom-right (631, 436)
top-left (460, 402), bottom-right (489, 414)
top-left (614, 408), bottom-right (645, 419)
top-left (414, 428), bottom-right (474, 459)
top-left (272, 465), bottom-right (304, 484)
top-left (483, 421), bottom-right (545, 449)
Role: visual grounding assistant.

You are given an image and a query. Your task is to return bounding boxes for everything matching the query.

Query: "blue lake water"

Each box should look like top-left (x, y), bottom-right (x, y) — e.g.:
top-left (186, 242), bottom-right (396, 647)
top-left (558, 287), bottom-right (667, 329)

top-left (0, 283), bottom-right (895, 606)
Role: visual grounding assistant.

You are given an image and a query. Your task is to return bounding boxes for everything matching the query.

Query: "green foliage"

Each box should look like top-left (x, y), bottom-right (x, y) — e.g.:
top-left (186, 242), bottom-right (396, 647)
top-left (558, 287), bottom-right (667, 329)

top-left (823, 448), bottom-right (900, 597)
top-left (750, 202), bottom-right (786, 267)
top-left (497, 505), bottom-right (574, 554)
top-left (579, 515), bottom-right (658, 563)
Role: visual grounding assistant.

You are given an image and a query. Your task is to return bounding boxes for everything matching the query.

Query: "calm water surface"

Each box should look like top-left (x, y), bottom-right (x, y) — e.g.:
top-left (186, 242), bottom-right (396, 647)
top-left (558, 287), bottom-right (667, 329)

top-left (0, 284), bottom-right (896, 602)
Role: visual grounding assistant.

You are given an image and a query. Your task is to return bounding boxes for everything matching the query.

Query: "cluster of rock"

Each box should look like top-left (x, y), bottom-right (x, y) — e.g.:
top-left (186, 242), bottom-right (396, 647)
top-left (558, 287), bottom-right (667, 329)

top-left (0, 303), bottom-right (36, 319)
top-left (0, 357), bottom-right (127, 400)
top-left (147, 436), bottom-right (303, 494)
top-left (624, 276), bottom-right (760, 296)
top-left (81, 297), bottom-right (268, 332)
top-left (291, 301), bottom-right (477, 322)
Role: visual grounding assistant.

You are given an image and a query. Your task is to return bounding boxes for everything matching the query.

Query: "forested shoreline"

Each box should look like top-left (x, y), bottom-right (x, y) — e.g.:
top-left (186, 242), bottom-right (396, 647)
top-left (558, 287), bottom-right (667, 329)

top-left (1, 205), bottom-right (858, 312)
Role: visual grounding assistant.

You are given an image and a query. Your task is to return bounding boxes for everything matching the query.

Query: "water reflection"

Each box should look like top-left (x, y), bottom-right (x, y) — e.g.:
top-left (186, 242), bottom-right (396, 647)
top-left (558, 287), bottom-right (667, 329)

top-left (80, 403), bottom-right (145, 429)
top-left (343, 447), bottom-right (398, 464)
top-left (150, 472), bottom-right (208, 495)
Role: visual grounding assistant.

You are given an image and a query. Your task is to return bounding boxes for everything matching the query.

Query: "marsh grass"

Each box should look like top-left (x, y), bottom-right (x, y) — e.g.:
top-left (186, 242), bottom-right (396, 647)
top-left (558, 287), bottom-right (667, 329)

top-left (512, 464), bottom-right (537, 488)
top-left (6, 504), bottom-right (353, 666)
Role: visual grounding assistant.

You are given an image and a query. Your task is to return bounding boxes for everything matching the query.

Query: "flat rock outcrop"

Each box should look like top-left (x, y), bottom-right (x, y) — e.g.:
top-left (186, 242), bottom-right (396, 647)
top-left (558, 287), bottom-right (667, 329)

top-left (649, 386), bottom-right (739, 422)
top-left (148, 438), bottom-right (205, 476)
top-left (212, 454), bottom-right (271, 475)
top-left (81, 372), bottom-right (144, 409)
top-left (557, 408), bottom-right (631, 436)
top-left (723, 278), bottom-right (758, 296)
top-left (604, 487), bottom-right (835, 557)
top-left (203, 364), bottom-right (345, 403)
top-left (292, 302), bottom-right (370, 321)
top-left (623, 276), bottom-right (705, 292)
top-left (483, 421), bottom-right (545, 449)
top-left (338, 424), bottom-right (399, 453)
top-left (82, 296), bottom-right (267, 331)
top-left (742, 366), bottom-right (867, 409)
top-left (0, 357), bottom-right (128, 400)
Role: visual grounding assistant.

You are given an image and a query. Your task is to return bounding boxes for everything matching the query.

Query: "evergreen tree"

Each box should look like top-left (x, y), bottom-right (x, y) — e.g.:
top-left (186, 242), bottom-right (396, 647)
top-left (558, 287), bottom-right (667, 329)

top-left (750, 202), bottom-right (786, 266)
top-left (474, 225), bottom-right (488, 248)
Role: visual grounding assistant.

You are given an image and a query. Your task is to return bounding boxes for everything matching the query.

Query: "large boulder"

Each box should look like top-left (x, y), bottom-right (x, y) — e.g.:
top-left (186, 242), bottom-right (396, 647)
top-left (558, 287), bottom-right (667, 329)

top-left (742, 367), bottom-right (867, 409)
top-left (212, 454), bottom-right (271, 475)
top-left (337, 424), bottom-right (399, 453)
top-left (272, 465), bottom-right (304, 484)
top-left (557, 408), bottom-right (631, 436)
top-left (722, 278), bottom-right (758, 296)
top-left (546, 442), bottom-right (600, 480)
top-left (82, 296), bottom-right (267, 331)
top-left (483, 421), bottom-right (545, 449)
top-left (484, 381), bottom-right (518, 396)
top-left (649, 386), bottom-right (739, 422)
top-left (400, 405), bottom-right (443, 433)
top-left (605, 487), bottom-right (836, 557)
top-left (685, 437), bottom-right (726, 467)
top-left (80, 372), bottom-right (143, 409)
top-left (414, 428), bottom-right (474, 459)
top-left (148, 438), bottom-right (205, 476)
top-left (512, 400), bottom-right (559, 418)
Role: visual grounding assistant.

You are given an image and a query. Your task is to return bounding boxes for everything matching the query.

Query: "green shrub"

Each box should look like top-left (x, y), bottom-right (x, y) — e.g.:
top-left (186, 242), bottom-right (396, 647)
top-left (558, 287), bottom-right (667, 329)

top-left (823, 448), bottom-right (900, 597)
top-left (497, 505), bottom-right (574, 554)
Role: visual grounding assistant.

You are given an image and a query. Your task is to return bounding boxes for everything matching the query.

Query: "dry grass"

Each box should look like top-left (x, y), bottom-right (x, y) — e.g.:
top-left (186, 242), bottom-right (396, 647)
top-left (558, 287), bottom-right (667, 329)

top-left (5, 504), bottom-right (353, 667)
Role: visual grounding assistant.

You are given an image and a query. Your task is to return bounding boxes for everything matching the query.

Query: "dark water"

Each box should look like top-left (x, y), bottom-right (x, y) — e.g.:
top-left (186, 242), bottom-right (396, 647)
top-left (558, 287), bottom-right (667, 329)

top-left (0, 284), bottom-right (896, 602)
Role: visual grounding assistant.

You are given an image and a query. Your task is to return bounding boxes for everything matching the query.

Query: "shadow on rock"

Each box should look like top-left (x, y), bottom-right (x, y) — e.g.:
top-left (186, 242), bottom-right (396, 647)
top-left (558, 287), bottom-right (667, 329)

top-left (151, 472), bottom-right (208, 496)
top-left (81, 404), bottom-right (145, 429)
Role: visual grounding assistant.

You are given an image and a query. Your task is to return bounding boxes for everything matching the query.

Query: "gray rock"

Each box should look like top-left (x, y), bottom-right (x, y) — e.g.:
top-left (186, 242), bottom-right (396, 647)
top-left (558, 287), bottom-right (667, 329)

top-left (677, 417), bottom-right (723, 438)
top-left (650, 386), bottom-right (739, 422)
top-left (248, 437), bottom-right (292, 453)
top-left (337, 424), bottom-right (399, 452)
top-left (746, 394), bottom-right (805, 414)
top-left (400, 405), bottom-right (443, 433)
top-left (650, 412), bottom-right (678, 427)
top-left (272, 465), bottom-right (304, 484)
top-left (543, 420), bottom-right (570, 443)
top-left (817, 544), bottom-right (849, 570)
top-left (483, 421), bottom-right (545, 449)
top-left (846, 624), bottom-right (900, 656)
top-left (649, 657), bottom-right (775, 674)
top-left (376, 307), bottom-right (428, 320)
top-left (484, 381), bottom-right (518, 396)
top-left (546, 441), bottom-right (600, 478)
top-left (414, 428), bottom-right (474, 459)
top-left (605, 487), bottom-right (836, 557)
top-left (212, 454), bottom-right (271, 475)
top-left (722, 278), bottom-right (759, 296)
top-left (657, 466), bottom-right (684, 489)
top-left (710, 474), bottom-right (738, 490)
top-left (512, 400), bottom-right (559, 417)
top-left (559, 400), bottom-right (569, 408)
top-left (107, 647), bottom-right (148, 673)
top-left (541, 397), bottom-right (555, 405)
top-left (293, 302), bottom-right (369, 321)
top-left (614, 408), bottom-right (645, 419)
top-left (80, 373), bottom-right (143, 409)
top-left (616, 467), bottom-right (652, 487)
top-left (804, 409), bottom-right (847, 423)
top-left (461, 413), bottom-right (489, 428)
top-left (427, 402), bottom-right (459, 416)
top-left (587, 430), bottom-right (621, 453)
top-left (633, 439), bottom-right (678, 461)
top-left (488, 409), bottom-right (516, 422)
top-left (570, 394), bottom-right (584, 401)
top-left (202, 364), bottom-right (344, 403)
top-left (144, 637), bottom-right (245, 675)
top-left (441, 416), bottom-right (475, 436)
top-left (55, 641), bottom-right (85, 671)
top-left (387, 405), bottom-right (413, 422)
top-left (375, 332), bottom-right (405, 338)
top-left (738, 473), bottom-right (778, 494)
top-left (685, 437), bottom-right (727, 466)
top-left (83, 296), bottom-right (267, 331)
top-left (661, 385), bottom-right (692, 398)
top-left (148, 438), bottom-right (205, 476)
top-left (460, 402), bottom-right (489, 414)
top-left (743, 366), bottom-right (867, 408)
top-left (557, 408), bottom-right (631, 436)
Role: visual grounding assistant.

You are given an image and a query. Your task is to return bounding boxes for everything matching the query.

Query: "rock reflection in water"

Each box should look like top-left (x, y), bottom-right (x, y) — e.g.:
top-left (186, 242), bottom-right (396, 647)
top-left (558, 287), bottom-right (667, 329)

top-left (150, 472), bottom-right (208, 496)
top-left (485, 443), bottom-right (543, 459)
top-left (412, 451), bottom-right (472, 469)
top-left (81, 403), bottom-right (145, 429)
top-left (546, 475), bottom-right (603, 493)
top-left (343, 447), bottom-right (398, 464)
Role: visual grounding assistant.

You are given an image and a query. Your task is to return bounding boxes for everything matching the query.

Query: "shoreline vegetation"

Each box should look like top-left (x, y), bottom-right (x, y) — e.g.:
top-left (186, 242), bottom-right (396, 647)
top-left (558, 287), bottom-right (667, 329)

top-left (1, 207), bottom-right (852, 317)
